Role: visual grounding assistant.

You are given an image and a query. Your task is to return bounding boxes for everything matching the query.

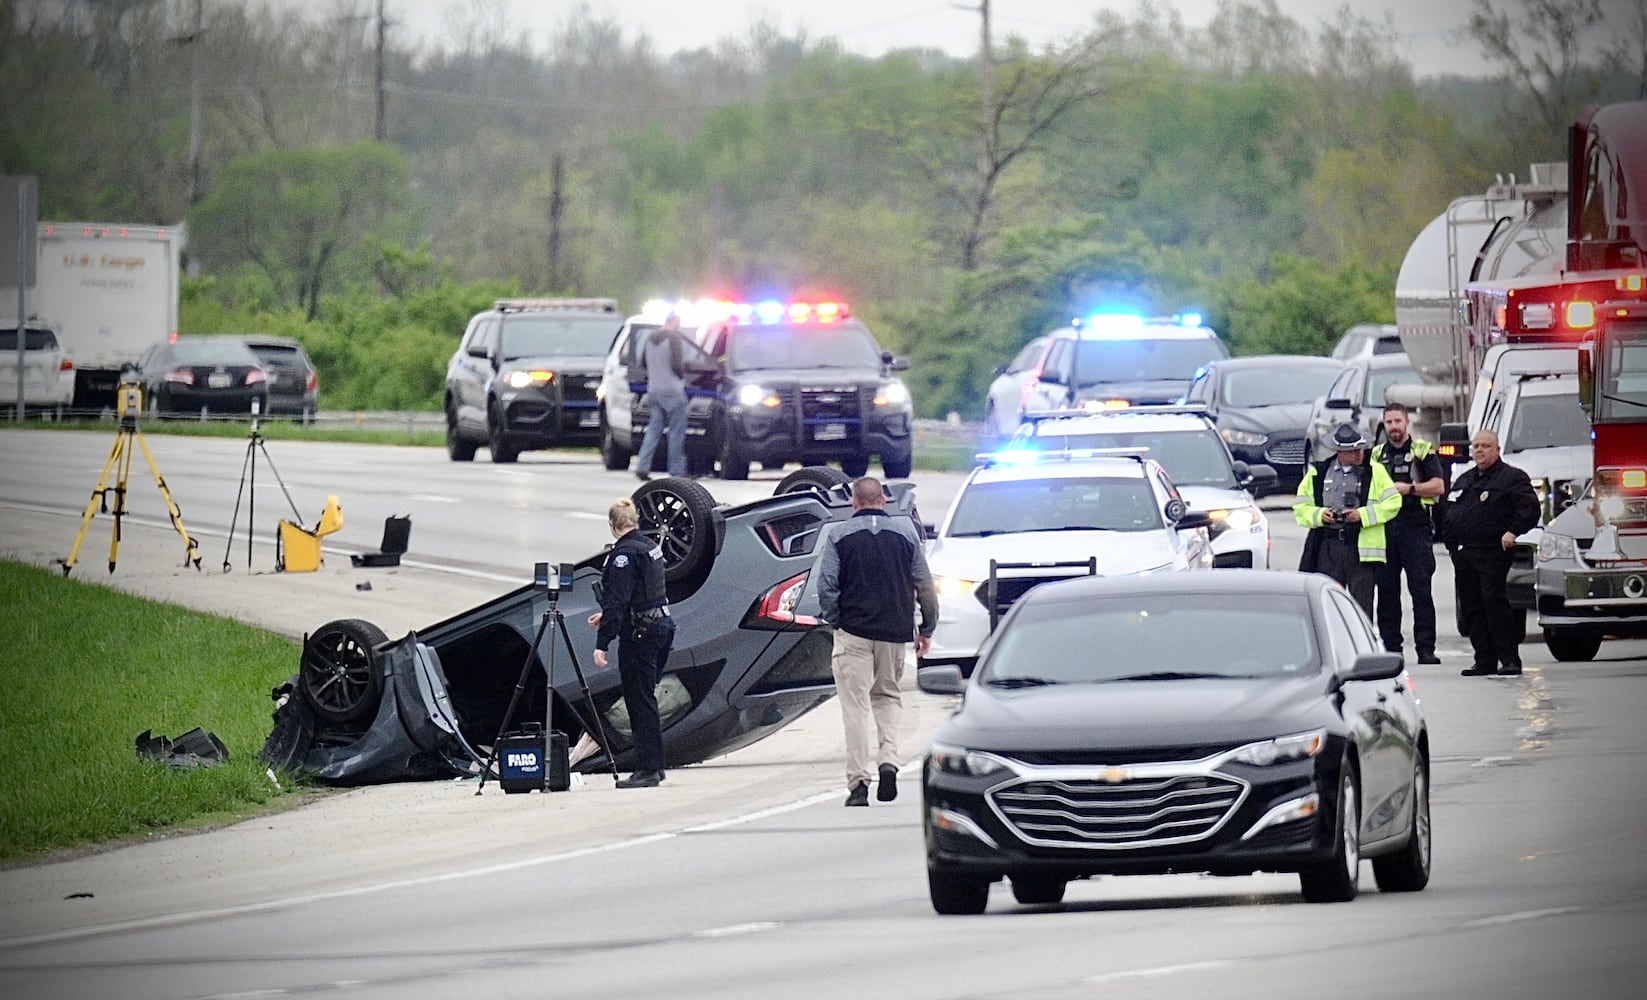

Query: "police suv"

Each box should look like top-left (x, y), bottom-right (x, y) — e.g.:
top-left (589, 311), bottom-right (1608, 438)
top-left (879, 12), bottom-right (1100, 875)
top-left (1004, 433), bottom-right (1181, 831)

top-left (920, 449), bottom-right (1214, 677)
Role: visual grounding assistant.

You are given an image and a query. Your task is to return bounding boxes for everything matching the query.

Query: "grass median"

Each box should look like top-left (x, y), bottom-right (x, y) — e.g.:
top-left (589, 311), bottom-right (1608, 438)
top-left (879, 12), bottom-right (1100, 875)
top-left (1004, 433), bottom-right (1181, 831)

top-left (0, 561), bottom-right (311, 864)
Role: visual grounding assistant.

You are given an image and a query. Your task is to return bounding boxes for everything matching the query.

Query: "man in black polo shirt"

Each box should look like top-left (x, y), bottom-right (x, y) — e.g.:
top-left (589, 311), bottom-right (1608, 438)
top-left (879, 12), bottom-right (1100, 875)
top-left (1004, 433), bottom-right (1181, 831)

top-left (1443, 430), bottom-right (1541, 677)
top-left (1372, 403), bottom-right (1446, 664)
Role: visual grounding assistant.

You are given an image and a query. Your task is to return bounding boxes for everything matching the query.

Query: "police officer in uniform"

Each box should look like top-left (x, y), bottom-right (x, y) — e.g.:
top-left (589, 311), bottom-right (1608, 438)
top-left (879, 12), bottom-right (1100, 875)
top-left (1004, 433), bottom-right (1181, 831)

top-left (1372, 403), bottom-right (1446, 663)
top-left (589, 497), bottom-right (673, 787)
top-left (1295, 423), bottom-right (1403, 615)
top-left (1443, 429), bottom-right (1540, 677)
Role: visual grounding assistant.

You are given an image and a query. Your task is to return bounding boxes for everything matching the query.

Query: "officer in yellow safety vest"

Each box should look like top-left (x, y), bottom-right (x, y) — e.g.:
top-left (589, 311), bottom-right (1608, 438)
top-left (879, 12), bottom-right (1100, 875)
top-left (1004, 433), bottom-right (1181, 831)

top-left (1371, 403), bottom-right (1447, 664)
top-left (1295, 422), bottom-right (1403, 616)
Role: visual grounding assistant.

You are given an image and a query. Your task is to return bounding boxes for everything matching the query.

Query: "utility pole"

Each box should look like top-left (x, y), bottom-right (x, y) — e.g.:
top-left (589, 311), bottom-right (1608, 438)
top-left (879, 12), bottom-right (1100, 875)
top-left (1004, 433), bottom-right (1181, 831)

top-left (375, 0), bottom-right (387, 142)
top-left (546, 153), bottom-right (565, 289)
top-left (187, 0), bottom-right (203, 205)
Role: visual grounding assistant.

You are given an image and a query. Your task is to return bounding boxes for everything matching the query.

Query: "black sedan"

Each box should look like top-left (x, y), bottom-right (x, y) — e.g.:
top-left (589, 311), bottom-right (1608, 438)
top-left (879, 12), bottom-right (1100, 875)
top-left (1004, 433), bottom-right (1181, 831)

top-left (918, 570), bottom-right (1430, 913)
top-left (262, 467), bottom-right (896, 785)
top-left (134, 336), bottom-right (268, 416)
top-left (1181, 355), bottom-right (1347, 490)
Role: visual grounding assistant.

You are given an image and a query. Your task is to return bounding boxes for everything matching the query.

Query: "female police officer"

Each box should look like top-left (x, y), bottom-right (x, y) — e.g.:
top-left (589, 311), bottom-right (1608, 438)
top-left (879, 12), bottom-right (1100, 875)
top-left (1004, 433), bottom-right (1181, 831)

top-left (588, 497), bottom-right (673, 788)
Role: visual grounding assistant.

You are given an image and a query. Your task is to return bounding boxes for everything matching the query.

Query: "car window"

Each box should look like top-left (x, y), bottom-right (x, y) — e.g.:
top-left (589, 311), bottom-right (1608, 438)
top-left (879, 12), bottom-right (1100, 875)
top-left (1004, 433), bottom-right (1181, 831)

top-left (1327, 591), bottom-right (1380, 656)
top-left (174, 339), bottom-right (261, 364)
top-left (1041, 338), bottom-right (1072, 382)
top-left (245, 343), bottom-right (304, 366)
top-left (724, 323), bottom-right (881, 371)
top-left (1365, 366), bottom-right (1419, 407)
top-left (947, 476), bottom-right (1162, 535)
top-left (1373, 336), bottom-right (1405, 355)
top-left (1008, 339), bottom-right (1045, 373)
top-left (1184, 371), bottom-right (1212, 403)
top-left (983, 594), bottom-right (1319, 681)
top-left (1221, 365), bottom-right (1343, 408)
top-left (1326, 368), bottom-right (1353, 400)
top-left (1318, 592), bottom-right (1361, 665)
top-left (499, 315), bottom-right (619, 359)
top-left (1506, 392), bottom-right (1592, 450)
top-left (1597, 324), bottom-right (1647, 420)
top-left (0, 328), bottom-right (58, 351)
top-left (1027, 429), bottom-right (1237, 487)
top-left (1071, 338), bottom-right (1225, 386)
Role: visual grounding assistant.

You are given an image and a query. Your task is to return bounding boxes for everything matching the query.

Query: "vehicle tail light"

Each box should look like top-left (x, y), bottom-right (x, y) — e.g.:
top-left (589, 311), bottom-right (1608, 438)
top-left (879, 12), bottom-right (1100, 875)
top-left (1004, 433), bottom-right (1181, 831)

top-left (58, 358), bottom-right (73, 371)
top-left (245, 368), bottom-right (267, 386)
top-left (745, 572), bottom-right (820, 628)
top-left (164, 368), bottom-right (194, 385)
top-left (305, 370), bottom-right (318, 391)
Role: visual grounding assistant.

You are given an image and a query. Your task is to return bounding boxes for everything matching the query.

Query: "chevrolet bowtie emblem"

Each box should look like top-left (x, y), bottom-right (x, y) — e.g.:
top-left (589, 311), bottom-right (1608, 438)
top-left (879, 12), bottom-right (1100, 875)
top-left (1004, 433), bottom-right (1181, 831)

top-left (1096, 767), bottom-right (1130, 784)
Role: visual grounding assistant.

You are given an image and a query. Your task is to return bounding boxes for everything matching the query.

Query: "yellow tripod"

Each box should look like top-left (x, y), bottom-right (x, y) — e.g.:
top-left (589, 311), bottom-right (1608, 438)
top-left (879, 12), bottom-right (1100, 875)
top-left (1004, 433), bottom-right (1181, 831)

top-left (60, 379), bottom-right (202, 575)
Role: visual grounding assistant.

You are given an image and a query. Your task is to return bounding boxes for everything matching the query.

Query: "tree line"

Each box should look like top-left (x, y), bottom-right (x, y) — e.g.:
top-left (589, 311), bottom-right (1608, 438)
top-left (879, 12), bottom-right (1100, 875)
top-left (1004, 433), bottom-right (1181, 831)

top-left (3, 0), bottom-right (1643, 416)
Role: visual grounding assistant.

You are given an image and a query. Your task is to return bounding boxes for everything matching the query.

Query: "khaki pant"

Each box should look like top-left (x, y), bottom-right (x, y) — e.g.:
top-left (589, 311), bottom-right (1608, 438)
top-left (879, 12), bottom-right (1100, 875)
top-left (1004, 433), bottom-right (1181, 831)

top-left (830, 629), bottom-right (905, 788)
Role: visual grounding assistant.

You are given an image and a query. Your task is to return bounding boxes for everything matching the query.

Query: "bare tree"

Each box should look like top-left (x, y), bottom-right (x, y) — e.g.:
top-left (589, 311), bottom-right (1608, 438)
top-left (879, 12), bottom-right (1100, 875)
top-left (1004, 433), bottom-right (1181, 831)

top-left (1466, 0), bottom-right (1610, 149)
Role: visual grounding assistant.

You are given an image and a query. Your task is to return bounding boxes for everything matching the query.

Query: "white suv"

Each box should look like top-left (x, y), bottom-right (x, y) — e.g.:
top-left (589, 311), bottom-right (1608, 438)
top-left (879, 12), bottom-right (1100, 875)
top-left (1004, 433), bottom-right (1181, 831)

top-left (1008, 407), bottom-right (1275, 569)
top-left (920, 450), bottom-right (1214, 676)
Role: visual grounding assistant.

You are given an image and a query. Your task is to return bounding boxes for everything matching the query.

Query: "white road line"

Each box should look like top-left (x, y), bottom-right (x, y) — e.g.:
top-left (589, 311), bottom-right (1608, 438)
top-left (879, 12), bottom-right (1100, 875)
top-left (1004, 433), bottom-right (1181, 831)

top-left (692, 922), bottom-right (780, 938)
top-left (1465, 906), bottom-right (1582, 928)
top-left (1082, 960), bottom-right (1237, 984)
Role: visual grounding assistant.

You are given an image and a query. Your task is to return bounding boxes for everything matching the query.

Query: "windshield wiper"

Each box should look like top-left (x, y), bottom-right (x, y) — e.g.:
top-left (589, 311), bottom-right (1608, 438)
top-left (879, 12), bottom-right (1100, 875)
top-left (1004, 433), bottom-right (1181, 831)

top-left (985, 676), bottom-right (1060, 688)
top-left (1014, 525), bottom-right (1115, 533)
top-left (1102, 671), bottom-right (1227, 682)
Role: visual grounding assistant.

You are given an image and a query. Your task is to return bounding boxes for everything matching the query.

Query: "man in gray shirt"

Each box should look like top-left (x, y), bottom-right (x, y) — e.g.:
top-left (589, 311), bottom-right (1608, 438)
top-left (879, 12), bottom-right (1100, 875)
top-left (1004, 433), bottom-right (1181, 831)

top-left (635, 313), bottom-right (691, 480)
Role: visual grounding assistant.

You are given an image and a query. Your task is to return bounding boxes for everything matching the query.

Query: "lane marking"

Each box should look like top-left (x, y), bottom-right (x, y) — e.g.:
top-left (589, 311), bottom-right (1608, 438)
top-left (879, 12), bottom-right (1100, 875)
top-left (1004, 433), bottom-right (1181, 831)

top-left (1083, 960), bottom-right (1237, 984)
top-left (692, 922), bottom-right (780, 939)
top-left (1465, 906), bottom-right (1582, 928)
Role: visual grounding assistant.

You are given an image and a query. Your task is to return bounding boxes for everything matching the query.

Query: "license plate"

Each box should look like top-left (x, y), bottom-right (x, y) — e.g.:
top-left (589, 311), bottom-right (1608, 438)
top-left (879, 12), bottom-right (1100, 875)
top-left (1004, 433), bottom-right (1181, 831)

top-left (207, 373), bottom-right (231, 389)
top-left (579, 411), bottom-right (599, 427)
top-left (815, 423), bottom-right (846, 441)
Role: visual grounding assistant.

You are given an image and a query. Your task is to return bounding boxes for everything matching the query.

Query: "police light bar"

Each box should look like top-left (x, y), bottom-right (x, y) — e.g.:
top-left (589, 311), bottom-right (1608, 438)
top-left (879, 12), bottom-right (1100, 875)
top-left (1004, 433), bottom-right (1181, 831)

top-left (975, 446), bottom-right (1151, 467)
top-left (1021, 404), bottom-right (1211, 424)
top-left (496, 298), bottom-right (618, 313)
top-left (1072, 313), bottom-right (1145, 338)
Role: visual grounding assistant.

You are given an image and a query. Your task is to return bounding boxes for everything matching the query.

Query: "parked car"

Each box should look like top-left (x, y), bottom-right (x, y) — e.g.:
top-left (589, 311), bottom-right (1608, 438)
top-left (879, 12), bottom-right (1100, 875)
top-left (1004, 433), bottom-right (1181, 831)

top-left (262, 468), bottom-right (908, 784)
top-left (919, 570), bottom-right (1431, 914)
top-left (1306, 353), bottom-right (1424, 462)
top-left (919, 449), bottom-right (1213, 679)
top-left (596, 305), bottom-right (726, 475)
top-left (445, 298), bottom-right (623, 463)
top-left (1331, 323), bottom-right (1404, 361)
top-left (1182, 355), bottom-right (1348, 490)
top-left (237, 335), bottom-right (319, 417)
top-left (0, 321), bottom-right (75, 411)
top-left (1008, 407), bottom-right (1277, 566)
top-left (984, 336), bottom-right (1051, 439)
top-left (134, 335), bottom-right (267, 416)
top-left (1004, 314), bottom-right (1229, 434)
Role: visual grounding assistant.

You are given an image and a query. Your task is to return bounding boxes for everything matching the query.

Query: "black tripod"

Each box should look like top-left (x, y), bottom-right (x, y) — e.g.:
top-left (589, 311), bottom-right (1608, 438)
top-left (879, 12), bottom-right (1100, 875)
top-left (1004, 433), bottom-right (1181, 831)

top-left (223, 410), bottom-right (303, 572)
top-left (476, 578), bottom-right (620, 793)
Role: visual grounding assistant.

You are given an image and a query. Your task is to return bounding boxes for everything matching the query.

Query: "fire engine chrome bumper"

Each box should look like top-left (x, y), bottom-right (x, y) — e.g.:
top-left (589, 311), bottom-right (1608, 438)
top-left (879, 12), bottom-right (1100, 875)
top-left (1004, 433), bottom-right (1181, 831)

top-left (1562, 567), bottom-right (1647, 607)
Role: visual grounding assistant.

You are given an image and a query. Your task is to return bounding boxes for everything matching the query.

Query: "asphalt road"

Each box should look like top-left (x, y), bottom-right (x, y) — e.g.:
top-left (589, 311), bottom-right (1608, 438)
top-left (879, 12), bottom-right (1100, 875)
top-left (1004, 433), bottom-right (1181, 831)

top-left (1, 430), bottom-right (1645, 998)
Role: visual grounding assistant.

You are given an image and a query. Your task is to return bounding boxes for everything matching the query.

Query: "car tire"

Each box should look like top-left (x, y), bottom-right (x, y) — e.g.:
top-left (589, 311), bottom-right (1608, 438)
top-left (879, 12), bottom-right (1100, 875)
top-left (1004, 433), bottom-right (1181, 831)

top-left (881, 452), bottom-right (913, 479)
top-left (599, 412), bottom-right (631, 471)
top-left (1543, 629), bottom-right (1601, 662)
top-left (299, 619), bottom-right (388, 725)
top-left (1009, 875), bottom-right (1066, 906)
top-left (488, 403), bottom-right (518, 463)
top-left (1300, 763), bottom-right (1360, 903)
top-left (633, 477), bottom-right (720, 585)
top-left (928, 867), bottom-right (990, 915)
top-left (719, 434), bottom-right (750, 481)
top-left (446, 403), bottom-right (476, 462)
top-left (1372, 756), bottom-right (1431, 893)
top-left (840, 455), bottom-right (869, 478)
top-left (773, 466), bottom-right (852, 497)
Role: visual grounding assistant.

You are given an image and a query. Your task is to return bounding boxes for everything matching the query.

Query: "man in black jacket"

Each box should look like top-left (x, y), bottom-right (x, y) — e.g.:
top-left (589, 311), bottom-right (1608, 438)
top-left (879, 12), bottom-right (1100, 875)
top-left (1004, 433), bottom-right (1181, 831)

top-left (1443, 430), bottom-right (1541, 677)
top-left (815, 477), bottom-right (939, 806)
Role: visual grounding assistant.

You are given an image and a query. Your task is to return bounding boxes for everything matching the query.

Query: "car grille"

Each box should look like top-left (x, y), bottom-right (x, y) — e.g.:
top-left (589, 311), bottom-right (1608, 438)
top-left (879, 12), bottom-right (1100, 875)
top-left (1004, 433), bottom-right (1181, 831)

top-left (973, 574), bottom-right (1089, 613)
top-left (797, 384), bottom-right (863, 443)
top-left (1265, 438), bottom-right (1307, 466)
top-left (990, 773), bottom-right (1245, 849)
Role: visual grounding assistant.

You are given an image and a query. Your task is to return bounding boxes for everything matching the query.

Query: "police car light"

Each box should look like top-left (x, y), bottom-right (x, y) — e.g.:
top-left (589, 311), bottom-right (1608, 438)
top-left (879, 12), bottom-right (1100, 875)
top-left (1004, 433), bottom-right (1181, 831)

top-left (1177, 312), bottom-right (1203, 327)
top-left (754, 300), bottom-right (786, 324)
top-left (1076, 313), bottom-right (1146, 338)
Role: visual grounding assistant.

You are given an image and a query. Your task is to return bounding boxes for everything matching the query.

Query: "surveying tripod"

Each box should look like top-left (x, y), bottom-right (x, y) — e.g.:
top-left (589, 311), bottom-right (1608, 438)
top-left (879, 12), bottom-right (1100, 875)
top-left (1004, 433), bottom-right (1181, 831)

top-left (60, 379), bottom-right (201, 576)
top-left (223, 407), bottom-right (303, 572)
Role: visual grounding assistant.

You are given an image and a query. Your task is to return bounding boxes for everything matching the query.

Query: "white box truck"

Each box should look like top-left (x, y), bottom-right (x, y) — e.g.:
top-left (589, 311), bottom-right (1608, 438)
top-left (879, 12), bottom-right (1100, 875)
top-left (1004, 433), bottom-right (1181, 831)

top-left (0, 221), bottom-right (184, 409)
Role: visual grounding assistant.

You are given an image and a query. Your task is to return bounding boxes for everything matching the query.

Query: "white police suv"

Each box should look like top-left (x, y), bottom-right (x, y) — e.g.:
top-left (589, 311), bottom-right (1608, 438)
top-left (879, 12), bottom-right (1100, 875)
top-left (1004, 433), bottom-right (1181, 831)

top-left (1008, 407), bottom-right (1276, 569)
top-left (920, 449), bottom-right (1214, 677)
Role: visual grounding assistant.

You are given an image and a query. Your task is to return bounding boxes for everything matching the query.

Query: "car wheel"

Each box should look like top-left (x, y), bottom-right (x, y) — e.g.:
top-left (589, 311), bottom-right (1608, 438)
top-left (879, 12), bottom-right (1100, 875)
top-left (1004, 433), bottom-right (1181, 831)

top-left (1300, 763), bottom-right (1360, 903)
top-left (881, 452), bottom-right (913, 479)
top-left (720, 434), bottom-right (750, 480)
top-left (840, 455), bottom-right (869, 478)
top-left (928, 866), bottom-right (990, 915)
top-left (446, 403), bottom-right (476, 462)
top-left (773, 466), bottom-right (852, 497)
top-left (1009, 875), bottom-right (1066, 906)
top-left (633, 477), bottom-right (719, 585)
top-left (1372, 756), bottom-right (1431, 893)
top-left (599, 412), bottom-right (631, 471)
top-left (488, 403), bottom-right (518, 463)
top-left (299, 619), bottom-right (388, 725)
top-left (1543, 629), bottom-right (1601, 662)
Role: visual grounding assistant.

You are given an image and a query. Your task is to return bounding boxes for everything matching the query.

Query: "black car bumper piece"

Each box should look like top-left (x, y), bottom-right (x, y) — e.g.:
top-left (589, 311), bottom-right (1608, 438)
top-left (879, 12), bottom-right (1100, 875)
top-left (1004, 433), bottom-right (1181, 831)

top-left (159, 385), bottom-right (267, 414)
top-left (498, 390), bottom-right (602, 445)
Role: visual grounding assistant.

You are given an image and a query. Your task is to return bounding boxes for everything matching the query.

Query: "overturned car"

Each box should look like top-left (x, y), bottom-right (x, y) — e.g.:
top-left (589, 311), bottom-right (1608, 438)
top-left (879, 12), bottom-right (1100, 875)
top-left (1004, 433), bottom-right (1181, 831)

top-left (262, 468), bottom-right (910, 784)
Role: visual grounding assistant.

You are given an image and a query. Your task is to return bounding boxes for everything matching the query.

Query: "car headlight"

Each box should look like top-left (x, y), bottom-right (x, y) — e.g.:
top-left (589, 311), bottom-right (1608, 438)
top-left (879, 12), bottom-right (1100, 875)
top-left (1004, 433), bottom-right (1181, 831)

top-left (735, 383), bottom-right (780, 408)
top-left (1538, 531), bottom-right (1576, 561)
top-left (1220, 428), bottom-right (1267, 447)
top-left (929, 742), bottom-right (1012, 778)
top-left (1209, 507), bottom-right (1257, 532)
top-left (505, 369), bottom-right (554, 389)
top-left (1229, 729), bottom-right (1325, 766)
top-left (934, 575), bottom-right (975, 599)
top-left (873, 380), bottom-right (910, 407)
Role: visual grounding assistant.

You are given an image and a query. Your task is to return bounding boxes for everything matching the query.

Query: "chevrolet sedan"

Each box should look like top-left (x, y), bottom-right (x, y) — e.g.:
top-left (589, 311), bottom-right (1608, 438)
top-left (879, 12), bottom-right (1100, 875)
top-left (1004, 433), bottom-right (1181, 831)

top-left (919, 570), bottom-right (1430, 913)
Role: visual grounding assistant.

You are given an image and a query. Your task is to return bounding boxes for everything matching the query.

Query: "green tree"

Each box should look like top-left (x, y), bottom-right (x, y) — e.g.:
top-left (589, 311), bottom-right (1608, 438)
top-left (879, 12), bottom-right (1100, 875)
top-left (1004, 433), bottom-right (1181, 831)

top-left (1220, 254), bottom-right (1394, 357)
top-left (187, 143), bottom-right (410, 320)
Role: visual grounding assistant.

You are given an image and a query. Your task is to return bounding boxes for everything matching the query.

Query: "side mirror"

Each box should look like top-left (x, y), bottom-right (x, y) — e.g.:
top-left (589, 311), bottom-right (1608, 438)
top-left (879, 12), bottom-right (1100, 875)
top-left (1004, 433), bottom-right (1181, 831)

top-left (886, 354), bottom-right (911, 372)
top-left (922, 522), bottom-right (938, 541)
top-left (466, 343), bottom-right (488, 359)
top-left (1174, 510), bottom-right (1214, 531)
top-left (992, 364), bottom-right (1009, 377)
top-left (1341, 651), bottom-right (1405, 683)
top-left (1324, 397), bottom-right (1354, 411)
top-left (918, 664), bottom-right (967, 695)
top-left (1243, 463), bottom-right (1280, 495)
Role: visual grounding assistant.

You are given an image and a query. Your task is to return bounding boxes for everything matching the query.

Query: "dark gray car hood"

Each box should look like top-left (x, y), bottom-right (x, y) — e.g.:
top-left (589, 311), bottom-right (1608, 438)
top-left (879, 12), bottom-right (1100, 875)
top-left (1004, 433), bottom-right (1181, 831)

top-left (1220, 402), bottom-right (1316, 436)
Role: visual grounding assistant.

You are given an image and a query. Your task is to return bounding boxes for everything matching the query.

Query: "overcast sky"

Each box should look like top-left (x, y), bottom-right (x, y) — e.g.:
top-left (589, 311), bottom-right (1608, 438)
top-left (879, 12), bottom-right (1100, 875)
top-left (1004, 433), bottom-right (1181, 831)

top-left (287, 0), bottom-right (1499, 78)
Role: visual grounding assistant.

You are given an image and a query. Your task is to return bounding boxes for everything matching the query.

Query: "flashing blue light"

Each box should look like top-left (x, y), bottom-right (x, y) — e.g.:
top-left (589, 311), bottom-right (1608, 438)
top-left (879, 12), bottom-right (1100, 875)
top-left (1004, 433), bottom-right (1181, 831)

top-left (976, 447), bottom-right (1043, 466)
top-left (754, 300), bottom-right (785, 324)
top-left (1178, 312), bottom-right (1203, 328)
